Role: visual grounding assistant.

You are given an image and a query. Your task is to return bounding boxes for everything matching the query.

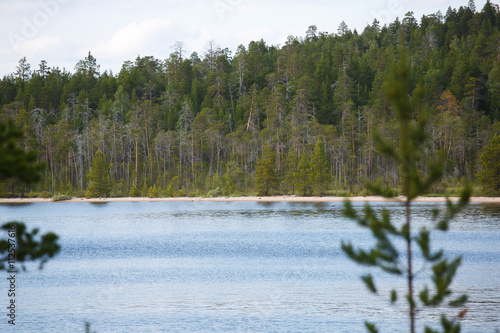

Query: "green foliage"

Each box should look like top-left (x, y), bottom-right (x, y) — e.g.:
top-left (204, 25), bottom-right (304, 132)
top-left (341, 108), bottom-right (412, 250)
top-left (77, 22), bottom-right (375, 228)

top-left (86, 150), bottom-right (111, 198)
top-left (0, 120), bottom-right (43, 184)
top-left (0, 119), bottom-right (60, 270)
top-left (206, 186), bottom-right (224, 197)
top-left (294, 152), bottom-right (313, 196)
top-left (477, 134), bottom-right (500, 196)
top-left (311, 139), bottom-right (330, 196)
top-left (255, 145), bottom-right (278, 196)
top-left (0, 3), bottom-right (499, 198)
top-left (129, 185), bottom-right (140, 197)
top-left (342, 50), bottom-right (470, 333)
top-left (52, 193), bottom-right (72, 201)
top-left (0, 222), bottom-right (60, 270)
top-left (365, 321), bottom-right (378, 333)
top-left (147, 185), bottom-right (162, 198)
top-left (282, 149), bottom-right (299, 195)
top-left (487, 62), bottom-right (500, 121)
top-left (165, 185), bottom-right (175, 197)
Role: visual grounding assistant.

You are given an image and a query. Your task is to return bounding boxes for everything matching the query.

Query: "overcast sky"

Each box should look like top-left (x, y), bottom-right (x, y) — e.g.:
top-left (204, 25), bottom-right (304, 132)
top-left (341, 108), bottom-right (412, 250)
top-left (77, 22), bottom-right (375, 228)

top-left (0, 0), bottom-right (493, 77)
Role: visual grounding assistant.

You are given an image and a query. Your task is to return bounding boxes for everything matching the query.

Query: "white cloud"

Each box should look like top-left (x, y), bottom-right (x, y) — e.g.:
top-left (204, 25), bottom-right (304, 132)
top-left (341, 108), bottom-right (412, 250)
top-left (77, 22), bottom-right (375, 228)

top-left (89, 17), bottom-right (172, 59)
top-left (14, 35), bottom-right (61, 57)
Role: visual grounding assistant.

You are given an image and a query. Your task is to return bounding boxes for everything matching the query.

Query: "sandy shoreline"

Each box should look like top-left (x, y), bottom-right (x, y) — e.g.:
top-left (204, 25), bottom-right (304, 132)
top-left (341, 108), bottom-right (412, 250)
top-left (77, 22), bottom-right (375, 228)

top-left (0, 196), bottom-right (499, 204)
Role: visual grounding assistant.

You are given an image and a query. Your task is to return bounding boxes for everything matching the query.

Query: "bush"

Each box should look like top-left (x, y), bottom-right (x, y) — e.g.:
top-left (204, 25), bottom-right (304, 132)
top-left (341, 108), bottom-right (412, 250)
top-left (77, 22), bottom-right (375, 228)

top-left (52, 194), bottom-right (72, 201)
top-left (129, 185), bottom-right (141, 197)
top-left (336, 190), bottom-right (349, 197)
top-left (358, 189), bottom-right (368, 197)
top-left (206, 187), bottom-right (224, 197)
top-left (165, 185), bottom-right (175, 197)
top-left (188, 189), bottom-right (201, 197)
top-left (147, 185), bottom-right (162, 198)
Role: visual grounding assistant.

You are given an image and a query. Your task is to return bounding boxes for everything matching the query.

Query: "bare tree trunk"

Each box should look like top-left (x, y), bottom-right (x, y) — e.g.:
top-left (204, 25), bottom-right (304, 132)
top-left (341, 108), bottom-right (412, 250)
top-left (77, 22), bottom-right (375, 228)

top-left (144, 104), bottom-right (152, 184)
top-left (246, 92), bottom-right (255, 131)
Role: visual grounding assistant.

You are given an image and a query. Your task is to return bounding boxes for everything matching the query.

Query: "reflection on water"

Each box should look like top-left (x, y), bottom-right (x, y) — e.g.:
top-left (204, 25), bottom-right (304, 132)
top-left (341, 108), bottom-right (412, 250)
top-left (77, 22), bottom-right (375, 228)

top-left (0, 202), bottom-right (34, 207)
top-left (478, 203), bottom-right (500, 218)
top-left (0, 201), bottom-right (498, 332)
top-left (88, 201), bottom-right (110, 206)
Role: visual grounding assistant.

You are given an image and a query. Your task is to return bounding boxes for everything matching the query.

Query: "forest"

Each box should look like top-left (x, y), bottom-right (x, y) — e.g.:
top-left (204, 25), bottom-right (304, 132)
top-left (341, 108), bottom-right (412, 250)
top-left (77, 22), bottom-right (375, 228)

top-left (1, 1), bottom-right (499, 198)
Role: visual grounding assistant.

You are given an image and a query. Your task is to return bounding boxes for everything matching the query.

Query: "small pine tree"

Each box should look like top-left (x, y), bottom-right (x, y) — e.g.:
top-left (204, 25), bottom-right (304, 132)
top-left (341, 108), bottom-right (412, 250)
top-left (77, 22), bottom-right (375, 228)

top-left (165, 184), bottom-right (175, 197)
top-left (86, 150), bottom-right (111, 198)
top-left (255, 145), bottom-right (278, 196)
top-left (128, 184), bottom-right (140, 197)
top-left (294, 152), bottom-right (313, 196)
top-left (341, 50), bottom-right (470, 333)
top-left (311, 139), bottom-right (330, 196)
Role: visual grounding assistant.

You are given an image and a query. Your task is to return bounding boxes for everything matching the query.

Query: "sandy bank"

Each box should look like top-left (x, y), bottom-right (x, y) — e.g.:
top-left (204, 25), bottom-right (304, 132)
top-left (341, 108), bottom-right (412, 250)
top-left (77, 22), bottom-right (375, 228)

top-left (1, 196), bottom-right (499, 204)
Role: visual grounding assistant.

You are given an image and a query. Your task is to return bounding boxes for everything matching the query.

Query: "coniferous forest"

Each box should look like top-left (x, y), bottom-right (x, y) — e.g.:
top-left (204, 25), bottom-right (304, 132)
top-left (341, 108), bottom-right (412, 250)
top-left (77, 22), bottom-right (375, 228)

top-left (1, 2), bottom-right (500, 198)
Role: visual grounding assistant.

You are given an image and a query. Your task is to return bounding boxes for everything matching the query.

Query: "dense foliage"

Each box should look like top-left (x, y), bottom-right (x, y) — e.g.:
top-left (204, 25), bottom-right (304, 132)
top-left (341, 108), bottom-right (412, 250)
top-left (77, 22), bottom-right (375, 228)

top-left (1, 2), bottom-right (499, 198)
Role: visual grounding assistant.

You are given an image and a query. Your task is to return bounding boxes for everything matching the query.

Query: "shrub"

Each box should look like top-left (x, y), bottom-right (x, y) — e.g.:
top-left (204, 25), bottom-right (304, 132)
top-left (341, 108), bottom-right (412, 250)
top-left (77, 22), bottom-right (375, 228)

top-left (206, 187), bottom-right (224, 197)
top-left (52, 194), bottom-right (72, 201)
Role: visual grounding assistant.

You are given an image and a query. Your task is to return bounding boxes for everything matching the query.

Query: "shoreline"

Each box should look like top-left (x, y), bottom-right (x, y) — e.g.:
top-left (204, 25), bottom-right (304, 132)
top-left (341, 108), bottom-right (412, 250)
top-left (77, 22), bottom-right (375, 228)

top-left (1, 196), bottom-right (499, 204)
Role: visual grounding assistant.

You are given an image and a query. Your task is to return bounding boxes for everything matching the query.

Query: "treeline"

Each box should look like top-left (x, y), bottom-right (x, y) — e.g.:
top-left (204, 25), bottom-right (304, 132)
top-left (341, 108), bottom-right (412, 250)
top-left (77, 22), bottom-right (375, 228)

top-left (1, 1), bottom-right (499, 198)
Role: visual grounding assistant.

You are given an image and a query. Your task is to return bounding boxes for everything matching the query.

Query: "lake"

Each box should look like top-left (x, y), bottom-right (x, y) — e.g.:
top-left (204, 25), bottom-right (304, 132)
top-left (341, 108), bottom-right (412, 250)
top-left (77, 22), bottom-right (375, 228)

top-left (0, 201), bottom-right (499, 332)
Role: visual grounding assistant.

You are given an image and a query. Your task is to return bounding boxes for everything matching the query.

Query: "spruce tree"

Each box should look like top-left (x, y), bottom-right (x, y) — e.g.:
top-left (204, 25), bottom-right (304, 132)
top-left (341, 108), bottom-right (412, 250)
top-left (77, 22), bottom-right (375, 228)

top-left (341, 50), bottom-right (470, 333)
top-left (477, 134), bottom-right (500, 196)
top-left (311, 139), bottom-right (330, 196)
top-left (86, 150), bottom-right (111, 198)
top-left (255, 145), bottom-right (277, 196)
top-left (487, 61), bottom-right (500, 121)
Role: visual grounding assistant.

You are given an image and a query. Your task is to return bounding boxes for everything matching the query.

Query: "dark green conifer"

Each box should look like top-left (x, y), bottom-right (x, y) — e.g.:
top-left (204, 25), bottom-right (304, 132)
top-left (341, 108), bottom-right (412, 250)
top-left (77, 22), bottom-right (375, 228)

top-left (478, 133), bottom-right (500, 196)
top-left (86, 150), bottom-right (110, 198)
top-left (255, 145), bottom-right (277, 196)
top-left (294, 152), bottom-right (312, 196)
top-left (311, 139), bottom-right (330, 196)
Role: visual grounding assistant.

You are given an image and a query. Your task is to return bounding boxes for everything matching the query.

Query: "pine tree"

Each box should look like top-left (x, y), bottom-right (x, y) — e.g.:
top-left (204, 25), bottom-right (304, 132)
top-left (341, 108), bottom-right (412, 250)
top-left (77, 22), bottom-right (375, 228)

top-left (311, 139), bottom-right (330, 196)
top-left (478, 134), bottom-right (500, 196)
top-left (341, 50), bottom-right (470, 333)
top-left (487, 61), bottom-right (500, 121)
top-left (255, 145), bottom-right (277, 196)
top-left (86, 150), bottom-right (110, 198)
top-left (294, 152), bottom-right (313, 196)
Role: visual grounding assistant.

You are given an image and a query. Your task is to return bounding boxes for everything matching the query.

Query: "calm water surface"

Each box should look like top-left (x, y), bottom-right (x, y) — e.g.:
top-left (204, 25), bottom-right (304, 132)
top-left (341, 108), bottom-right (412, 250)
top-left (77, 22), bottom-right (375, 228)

top-left (0, 201), bottom-right (499, 332)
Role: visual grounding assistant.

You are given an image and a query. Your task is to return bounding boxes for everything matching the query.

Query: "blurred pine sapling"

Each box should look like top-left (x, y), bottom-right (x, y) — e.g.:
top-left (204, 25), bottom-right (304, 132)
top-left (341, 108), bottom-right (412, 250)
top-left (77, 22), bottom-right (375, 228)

top-left (341, 50), bottom-right (471, 333)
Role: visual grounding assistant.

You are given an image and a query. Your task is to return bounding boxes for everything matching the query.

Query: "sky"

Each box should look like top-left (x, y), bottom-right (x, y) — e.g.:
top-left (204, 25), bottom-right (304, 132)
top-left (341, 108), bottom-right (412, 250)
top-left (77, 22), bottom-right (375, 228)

top-left (0, 0), bottom-right (494, 77)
